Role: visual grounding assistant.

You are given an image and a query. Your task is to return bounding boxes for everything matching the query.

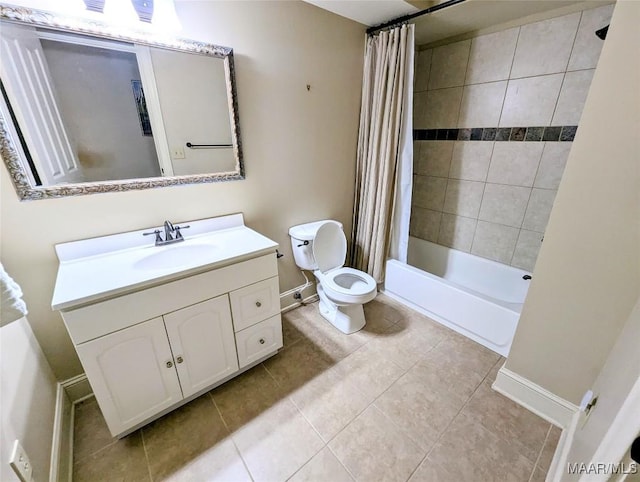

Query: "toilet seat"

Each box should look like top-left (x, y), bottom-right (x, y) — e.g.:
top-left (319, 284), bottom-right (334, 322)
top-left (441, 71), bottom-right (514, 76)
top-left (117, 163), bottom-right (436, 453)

top-left (312, 223), bottom-right (376, 305)
top-left (319, 267), bottom-right (377, 305)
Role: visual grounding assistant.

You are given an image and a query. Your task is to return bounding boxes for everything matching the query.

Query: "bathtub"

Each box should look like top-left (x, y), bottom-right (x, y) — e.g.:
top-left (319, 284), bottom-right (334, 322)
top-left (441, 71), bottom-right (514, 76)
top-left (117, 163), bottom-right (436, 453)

top-left (383, 237), bottom-right (531, 356)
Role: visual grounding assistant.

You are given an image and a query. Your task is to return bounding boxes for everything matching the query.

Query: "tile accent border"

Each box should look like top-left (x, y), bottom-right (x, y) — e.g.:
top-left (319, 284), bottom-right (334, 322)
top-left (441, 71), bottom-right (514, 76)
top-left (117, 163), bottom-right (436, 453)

top-left (414, 125), bottom-right (578, 142)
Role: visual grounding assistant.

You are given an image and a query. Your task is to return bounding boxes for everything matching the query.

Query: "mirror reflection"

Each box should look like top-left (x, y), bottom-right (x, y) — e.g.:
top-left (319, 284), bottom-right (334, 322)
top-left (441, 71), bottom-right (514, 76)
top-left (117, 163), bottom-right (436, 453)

top-left (0, 18), bottom-right (241, 190)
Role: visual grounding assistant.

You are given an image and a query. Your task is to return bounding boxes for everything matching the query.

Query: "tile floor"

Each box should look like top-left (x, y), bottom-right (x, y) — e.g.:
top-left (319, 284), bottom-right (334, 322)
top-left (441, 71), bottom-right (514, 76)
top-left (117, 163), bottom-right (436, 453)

top-left (72, 293), bottom-right (561, 481)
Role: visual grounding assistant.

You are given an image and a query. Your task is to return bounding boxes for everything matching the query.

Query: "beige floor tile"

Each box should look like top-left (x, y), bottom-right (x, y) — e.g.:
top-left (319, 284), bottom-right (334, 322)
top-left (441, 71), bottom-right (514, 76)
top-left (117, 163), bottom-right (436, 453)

top-left (374, 366), bottom-right (466, 451)
top-left (408, 458), bottom-right (458, 482)
top-left (152, 439), bottom-right (250, 482)
top-left (73, 431), bottom-right (149, 482)
top-left (363, 292), bottom-right (412, 326)
top-left (462, 381), bottom-right (550, 463)
top-left (142, 395), bottom-right (245, 481)
top-left (289, 447), bottom-right (354, 482)
top-left (431, 332), bottom-right (501, 378)
top-left (231, 398), bottom-right (324, 482)
top-left (336, 343), bottom-right (406, 400)
top-left (330, 405), bottom-right (426, 482)
top-left (487, 356), bottom-right (506, 383)
top-left (211, 364), bottom-right (285, 432)
top-left (365, 314), bottom-right (449, 369)
top-left (538, 425), bottom-right (562, 471)
top-left (281, 310), bottom-right (306, 347)
top-left (263, 337), bottom-right (334, 393)
top-left (290, 363), bottom-right (370, 442)
top-left (412, 343), bottom-right (489, 403)
top-left (530, 466), bottom-right (548, 482)
top-left (287, 303), bottom-right (367, 361)
top-left (72, 397), bottom-right (116, 462)
top-left (428, 412), bottom-right (534, 481)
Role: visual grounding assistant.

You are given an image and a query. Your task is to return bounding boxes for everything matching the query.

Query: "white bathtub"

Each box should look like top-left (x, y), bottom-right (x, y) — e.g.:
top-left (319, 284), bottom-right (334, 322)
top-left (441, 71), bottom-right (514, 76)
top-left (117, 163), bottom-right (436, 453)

top-left (383, 237), bottom-right (531, 356)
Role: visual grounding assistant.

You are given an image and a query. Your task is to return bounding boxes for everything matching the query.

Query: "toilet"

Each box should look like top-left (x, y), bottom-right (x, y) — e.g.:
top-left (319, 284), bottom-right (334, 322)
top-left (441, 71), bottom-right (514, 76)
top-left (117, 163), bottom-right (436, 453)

top-left (289, 220), bottom-right (377, 334)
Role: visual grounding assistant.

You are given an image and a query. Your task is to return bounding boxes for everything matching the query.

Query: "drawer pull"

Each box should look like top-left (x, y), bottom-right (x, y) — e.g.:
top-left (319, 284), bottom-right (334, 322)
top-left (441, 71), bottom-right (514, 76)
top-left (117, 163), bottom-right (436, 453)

top-left (259, 338), bottom-right (265, 345)
top-left (166, 361), bottom-right (173, 368)
top-left (176, 356), bottom-right (184, 364)
top-left (255, 301), bottom-right (262, 308)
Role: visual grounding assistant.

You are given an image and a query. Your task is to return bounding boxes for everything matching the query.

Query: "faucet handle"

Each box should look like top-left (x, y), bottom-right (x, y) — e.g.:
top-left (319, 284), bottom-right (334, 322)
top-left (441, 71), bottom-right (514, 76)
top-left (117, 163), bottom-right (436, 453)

top-left (174, 225), bottom-right (190, 240)
top-left (143, 229), bottom-right (162, 244)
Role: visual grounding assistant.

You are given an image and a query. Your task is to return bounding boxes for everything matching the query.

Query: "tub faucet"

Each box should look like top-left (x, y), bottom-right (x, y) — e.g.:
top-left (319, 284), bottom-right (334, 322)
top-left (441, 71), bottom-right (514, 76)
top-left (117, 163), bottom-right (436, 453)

top-left (143, 220), bottom-right (191, 246)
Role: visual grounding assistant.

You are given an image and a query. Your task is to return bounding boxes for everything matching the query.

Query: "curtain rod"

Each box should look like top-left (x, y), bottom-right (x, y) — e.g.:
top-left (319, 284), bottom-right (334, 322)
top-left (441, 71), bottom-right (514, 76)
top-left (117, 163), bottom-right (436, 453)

top-left (366, 0), bottom-right (467, 35)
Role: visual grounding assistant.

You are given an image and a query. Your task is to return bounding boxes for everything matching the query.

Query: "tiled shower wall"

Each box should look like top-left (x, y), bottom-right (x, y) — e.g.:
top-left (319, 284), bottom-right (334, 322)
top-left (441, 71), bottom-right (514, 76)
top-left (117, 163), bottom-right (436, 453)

top-left (410, 4), bottom-right (614, 272)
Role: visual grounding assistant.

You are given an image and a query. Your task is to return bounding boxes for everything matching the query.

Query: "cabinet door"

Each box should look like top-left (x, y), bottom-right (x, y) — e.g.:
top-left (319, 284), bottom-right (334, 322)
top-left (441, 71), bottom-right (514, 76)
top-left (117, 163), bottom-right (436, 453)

top-left (164, 295), bottom-right (239, 398)
top-left (75, 317), bottom-right (183, 436)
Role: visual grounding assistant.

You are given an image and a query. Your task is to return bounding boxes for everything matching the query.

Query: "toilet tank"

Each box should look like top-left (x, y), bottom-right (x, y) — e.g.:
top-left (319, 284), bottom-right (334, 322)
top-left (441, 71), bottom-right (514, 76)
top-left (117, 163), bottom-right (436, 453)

top-left (289, 220), bottom-right (343, 271)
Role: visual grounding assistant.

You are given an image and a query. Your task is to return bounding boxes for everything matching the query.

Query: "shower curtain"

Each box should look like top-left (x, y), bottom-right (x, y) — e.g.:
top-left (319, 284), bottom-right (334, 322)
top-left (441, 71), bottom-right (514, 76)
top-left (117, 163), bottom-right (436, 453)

top-left (350, 24), bottom-right (414, 283)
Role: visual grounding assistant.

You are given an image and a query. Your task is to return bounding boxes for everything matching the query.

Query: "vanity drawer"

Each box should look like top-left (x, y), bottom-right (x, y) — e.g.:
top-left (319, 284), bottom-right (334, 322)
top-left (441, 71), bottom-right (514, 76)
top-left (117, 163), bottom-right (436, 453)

top-left (229, 276), bottom-right (280, 332)
top-left (235, 314), bottom-right (283, 368)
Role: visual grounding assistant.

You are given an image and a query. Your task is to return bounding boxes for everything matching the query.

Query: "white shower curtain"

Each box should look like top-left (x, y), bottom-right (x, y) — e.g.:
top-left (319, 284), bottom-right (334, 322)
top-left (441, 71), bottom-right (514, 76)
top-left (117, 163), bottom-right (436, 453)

top-left (350, 24), bottom-right (414, 283)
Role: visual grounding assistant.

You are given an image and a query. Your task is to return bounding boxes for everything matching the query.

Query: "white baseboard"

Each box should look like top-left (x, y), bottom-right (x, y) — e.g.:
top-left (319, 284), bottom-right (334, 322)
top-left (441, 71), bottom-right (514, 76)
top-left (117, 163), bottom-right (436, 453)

top-left (492, 367), bottom-right (578, 429)
top-left (547, 409), bottom-right (581, 482)
top-left (61, 373), bottom-right (92, 403)
top-left (49, 381), bottom-right (74, 482)
top-left (280, 284), bottom-right (318, 312)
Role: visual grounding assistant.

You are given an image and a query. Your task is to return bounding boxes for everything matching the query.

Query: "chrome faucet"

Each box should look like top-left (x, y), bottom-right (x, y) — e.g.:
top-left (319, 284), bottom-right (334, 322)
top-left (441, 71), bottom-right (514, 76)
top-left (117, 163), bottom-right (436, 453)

top-left (143, 220), bottom-right (190, 246)
top-left (164, 220), bottom-right (175, 242)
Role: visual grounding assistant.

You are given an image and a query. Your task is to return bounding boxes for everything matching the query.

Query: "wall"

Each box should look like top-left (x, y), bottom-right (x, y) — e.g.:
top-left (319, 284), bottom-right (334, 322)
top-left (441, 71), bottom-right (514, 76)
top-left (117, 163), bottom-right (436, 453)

top-left (506, 0), bottom-right (640, 405)
top-left (0, 318), bottom-right (60, 481)
top-left (563, 294), bottom-right (640, 475)
top-left (41, 40), bottom-right (161, 182)
top-left (410, 4), bottom-right (613, 271)
top-left (0, 1), bottom-right (365, 379)
top-left (150, 48), bottom-right (236, 175)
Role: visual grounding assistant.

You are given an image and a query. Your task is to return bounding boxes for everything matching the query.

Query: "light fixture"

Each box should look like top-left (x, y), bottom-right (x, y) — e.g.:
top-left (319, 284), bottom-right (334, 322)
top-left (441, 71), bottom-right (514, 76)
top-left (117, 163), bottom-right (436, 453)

top-left (151, 0), bottom-right (182, 32)
top-left (131, 0), bottom-right (153, 23)
top-left (102, 0), bottom-right (140, 28)
top-left (83, 0), bottom-right (106, 13)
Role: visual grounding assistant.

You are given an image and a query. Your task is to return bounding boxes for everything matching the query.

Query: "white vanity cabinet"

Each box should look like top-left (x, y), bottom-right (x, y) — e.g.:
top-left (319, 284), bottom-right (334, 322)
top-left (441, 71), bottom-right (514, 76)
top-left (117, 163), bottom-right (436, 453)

top-left (163, 296), bottom-right (238, 397)
top-left (52, 214), bottom-right (284, 437)
top-left (75, 295), bottom-right (240, 436)
top-left (75, 317), bottom-right (184, 435)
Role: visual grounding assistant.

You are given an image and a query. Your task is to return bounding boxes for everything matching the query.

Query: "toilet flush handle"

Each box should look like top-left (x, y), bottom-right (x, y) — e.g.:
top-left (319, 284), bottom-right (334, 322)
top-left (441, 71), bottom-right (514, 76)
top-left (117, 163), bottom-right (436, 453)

top-left (297, 240), bottom-right (310, 247)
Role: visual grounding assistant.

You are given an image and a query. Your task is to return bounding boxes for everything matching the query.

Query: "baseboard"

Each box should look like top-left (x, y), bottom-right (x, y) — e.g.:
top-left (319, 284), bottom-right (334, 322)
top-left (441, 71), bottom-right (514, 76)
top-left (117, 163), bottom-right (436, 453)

top-left (280, 284), bottom-right (318, 312)
top-left (49, 382), bottom-right (74, 482)
top-left (61, 373), bottom-right (92, 403)
top-left (492, 367), bottom-right (578, 428)
top-left (547, 409), bottom-right (581, 482)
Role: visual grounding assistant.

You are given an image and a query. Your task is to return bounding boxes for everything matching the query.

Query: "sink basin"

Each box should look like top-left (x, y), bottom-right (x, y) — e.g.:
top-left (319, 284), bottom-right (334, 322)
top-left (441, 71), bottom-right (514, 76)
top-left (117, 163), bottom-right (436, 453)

top-left (133, 244), bottom-right (216, 270)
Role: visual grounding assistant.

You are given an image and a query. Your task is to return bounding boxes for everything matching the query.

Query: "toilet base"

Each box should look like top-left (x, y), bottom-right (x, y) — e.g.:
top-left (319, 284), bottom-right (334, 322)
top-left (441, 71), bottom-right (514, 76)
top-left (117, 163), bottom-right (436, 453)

top-left (317, 284), bottom-right (366, 334)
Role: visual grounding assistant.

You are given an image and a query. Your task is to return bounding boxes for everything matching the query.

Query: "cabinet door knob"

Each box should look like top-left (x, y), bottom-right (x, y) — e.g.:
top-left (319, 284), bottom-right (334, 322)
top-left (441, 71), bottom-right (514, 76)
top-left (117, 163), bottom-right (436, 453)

top-left (166, 361), bottom-right (173, 368)
top-left (255, 301), bottom-right (262, 308)
top-left (259, 338), bottom-right (265, 345)
top-left (176, 356), bottom-right (184, 364)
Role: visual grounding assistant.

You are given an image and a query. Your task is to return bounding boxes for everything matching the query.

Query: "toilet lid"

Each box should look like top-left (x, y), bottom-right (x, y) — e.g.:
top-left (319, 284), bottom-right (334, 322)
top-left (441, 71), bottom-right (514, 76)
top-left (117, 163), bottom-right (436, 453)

top-left (313, 221), bottom-right (347, 273)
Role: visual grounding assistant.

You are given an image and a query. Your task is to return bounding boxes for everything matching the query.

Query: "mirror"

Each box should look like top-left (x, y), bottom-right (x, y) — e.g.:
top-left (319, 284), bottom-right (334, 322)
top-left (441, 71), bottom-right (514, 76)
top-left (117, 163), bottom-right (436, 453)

top-left (0, 4), bottom-right (243, 200)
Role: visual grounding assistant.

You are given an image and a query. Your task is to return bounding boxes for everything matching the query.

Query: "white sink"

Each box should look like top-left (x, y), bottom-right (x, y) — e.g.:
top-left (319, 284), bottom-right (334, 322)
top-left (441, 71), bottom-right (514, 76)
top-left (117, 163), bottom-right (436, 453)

top-left (52, 214), bottom-right (280, 310)
top-left (133, 244), bottom-right (217, 270)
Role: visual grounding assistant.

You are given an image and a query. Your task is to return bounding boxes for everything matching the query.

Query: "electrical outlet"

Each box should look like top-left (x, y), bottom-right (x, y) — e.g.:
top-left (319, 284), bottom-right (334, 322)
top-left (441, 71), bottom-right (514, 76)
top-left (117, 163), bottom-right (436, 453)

top-left (9, 440), bottom-right (33, 482)
top-left (171, 146), bottom-right (185, 159)
top-left (293, 291), bottom-right (302, 300)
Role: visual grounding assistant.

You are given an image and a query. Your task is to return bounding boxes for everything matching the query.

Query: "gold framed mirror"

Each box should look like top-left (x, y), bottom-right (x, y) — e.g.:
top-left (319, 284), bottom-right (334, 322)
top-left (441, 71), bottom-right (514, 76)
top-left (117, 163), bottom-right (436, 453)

top-left (0, 4), bottom-right (244, 200)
